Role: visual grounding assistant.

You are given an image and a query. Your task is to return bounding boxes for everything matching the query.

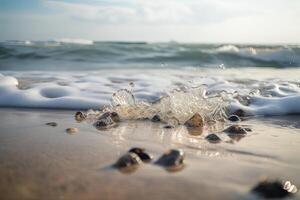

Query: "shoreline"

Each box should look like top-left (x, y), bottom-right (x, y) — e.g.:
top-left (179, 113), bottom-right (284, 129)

top-left (0, 108), bottom-right (299, 199)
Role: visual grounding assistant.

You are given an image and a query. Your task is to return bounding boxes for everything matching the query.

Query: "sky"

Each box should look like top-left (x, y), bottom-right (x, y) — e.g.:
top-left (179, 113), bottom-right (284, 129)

top-left (0, 0), bottom-right (300, 43)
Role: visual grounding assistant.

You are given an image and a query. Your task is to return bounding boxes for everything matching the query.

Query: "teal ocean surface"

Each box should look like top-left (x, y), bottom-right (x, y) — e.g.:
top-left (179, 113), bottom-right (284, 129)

top-left (0, 40), bottom-right (299, 70)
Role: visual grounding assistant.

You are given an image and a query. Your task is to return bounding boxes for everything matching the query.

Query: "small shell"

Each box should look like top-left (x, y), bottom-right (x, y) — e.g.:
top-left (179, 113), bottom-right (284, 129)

top-left (66, 127), bottom-right (78, 134)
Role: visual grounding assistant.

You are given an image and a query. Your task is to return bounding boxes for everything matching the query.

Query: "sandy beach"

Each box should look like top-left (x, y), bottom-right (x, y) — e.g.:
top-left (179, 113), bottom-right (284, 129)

top-left (0, 108), bottom-right (299, 200)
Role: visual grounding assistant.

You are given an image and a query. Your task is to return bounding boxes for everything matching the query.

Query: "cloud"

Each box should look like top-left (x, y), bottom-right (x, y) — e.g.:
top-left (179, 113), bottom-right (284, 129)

top-left (44, 0), bottom-right (253, 25)
top-left (1, 0), bottom-right (300, 43)
top-left (46, 1), bottom-right (137, 23)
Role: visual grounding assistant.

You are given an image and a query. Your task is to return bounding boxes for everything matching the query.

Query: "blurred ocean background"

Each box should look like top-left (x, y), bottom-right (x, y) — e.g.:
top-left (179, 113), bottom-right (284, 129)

top-left (1, 39), bottom-right (300, 70)
top-left (0, 39), bottom-right (300, 115)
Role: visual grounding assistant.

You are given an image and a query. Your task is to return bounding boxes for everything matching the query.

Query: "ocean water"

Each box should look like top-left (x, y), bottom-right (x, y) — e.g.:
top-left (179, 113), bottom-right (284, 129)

top-left (0, 40), bottom-right (300, 119)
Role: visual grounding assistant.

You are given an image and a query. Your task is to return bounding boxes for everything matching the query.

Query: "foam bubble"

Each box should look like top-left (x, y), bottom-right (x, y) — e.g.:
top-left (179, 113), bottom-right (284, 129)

top-left (0, 69), bottom-right (300, 117)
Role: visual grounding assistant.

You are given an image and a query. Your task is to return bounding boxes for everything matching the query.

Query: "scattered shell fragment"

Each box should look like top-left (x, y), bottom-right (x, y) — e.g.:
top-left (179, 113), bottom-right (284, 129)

top-left (223, 125), bottom-right (248, 135)
top-left (66, 127), bottom-right (78, 134)
top-left (184, 113), bottom-right (204, 128)
top-left (45, 122), bottom-right (57, 127)
top-left (205, 133), bottom-right (222, 143)
top-left (252, 179), bottom-right (297, 198)
top-left (129, 148), bottom-right (153, 162)
top-left (155, 149), bottom-right (185, 172)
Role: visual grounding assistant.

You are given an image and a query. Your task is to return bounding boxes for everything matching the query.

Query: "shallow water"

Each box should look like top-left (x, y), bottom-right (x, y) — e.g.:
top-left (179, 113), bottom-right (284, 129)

top-left (0, 108), bottom-right (299, 200)
top-left (1, 68), bottom-right (300, 118)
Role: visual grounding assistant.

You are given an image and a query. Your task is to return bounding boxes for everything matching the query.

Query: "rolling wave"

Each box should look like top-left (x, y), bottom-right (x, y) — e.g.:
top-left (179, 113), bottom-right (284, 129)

top-left (0, 41), bottom-right (299, 70)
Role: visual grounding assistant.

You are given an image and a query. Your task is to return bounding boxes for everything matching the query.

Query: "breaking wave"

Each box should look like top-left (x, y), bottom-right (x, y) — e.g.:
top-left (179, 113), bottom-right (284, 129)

top-left (0, 42), bottom-right (299, 70)
top-left (1, 69), bottom-right (300, 118)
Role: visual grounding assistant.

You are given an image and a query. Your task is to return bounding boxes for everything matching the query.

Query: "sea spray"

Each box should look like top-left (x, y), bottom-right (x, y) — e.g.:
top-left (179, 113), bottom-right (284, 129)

top-left (108, 84), bottom-right (229, 124)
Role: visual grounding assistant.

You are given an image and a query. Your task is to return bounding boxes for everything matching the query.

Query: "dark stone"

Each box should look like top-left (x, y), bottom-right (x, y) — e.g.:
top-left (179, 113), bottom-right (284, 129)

top-left (45, 122), bottom-right (57, 127)
top-left (164, 125), bottom-right (174, 129)
top-left (205, 134), bottom-right (221, 143)
top-left (129, 148), bottom-right (153, 162)
top-left (228, 115), bottom-right (240, 122)
top-left (114, 152), bottom-right (142, 169)
top-left (155, 149), bottom-right (185, 171)
top-left (94, 112), bottom-right (120, 130)
top-left (98, 112), bottom-right (120, 122)
top-left (252, 180), bottom-right (292, 199)
top-left (75, 111), bottom-right (86, 122)
top-left (223, 125), bottom-right (248, 135)
top-left (94, 118), bottom-right (117, 130)
top-left (228, 134), bottom-right (245, 142)
top-left (110, 112), bottom-right (120, 122)
top-left (232, 109), bottom-right (246, 117)
top-left (184, 113), bottom-right (204, 128)
top-left (151, 115), bottom-right (161, 122)
top-left (98, 112), bottom-right (111, 120)
top-left (244, 127), bottom-right (252, 132)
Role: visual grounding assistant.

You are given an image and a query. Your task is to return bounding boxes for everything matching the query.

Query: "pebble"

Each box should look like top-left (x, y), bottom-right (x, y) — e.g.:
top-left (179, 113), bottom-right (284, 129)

top-left (94, 112), bottom-right (120, 130)
top-left (252, 179), bottom-right (297, 198)
top-left (74, 111), bottom-right (86, 122)
top-left (114, 152), bottom-right (142, 169)
top-left (66, 127), bottom-right (78, 134)
top-left (151, 115), bottom-right (161, 122)
top-left (228, 115), bottom-right (241, 122)
top-left (98, 111), bottom-right (120, 122)
top-left (110, 112), bottom-right (120, 122)
top-left (223, 125), bottom-right (248, 135)
top-left (232, 109), bottom-right (246, 117)
top-left (244, 127), bottom-right (252, 132)
top-left (129, 148), bottom-right (153, 163)
top-left (184, 113), bottom-right (204, 128)
top-left (205, 134), bottom-right (222, 143)
top-left (163, 125), bottom-right (174, 129)
top-left (45, 122), bottom-right (57, 127)
top-left (155, 149), bottom-right (185, 171)
top-left (94, 118), bottom-right (117, 130)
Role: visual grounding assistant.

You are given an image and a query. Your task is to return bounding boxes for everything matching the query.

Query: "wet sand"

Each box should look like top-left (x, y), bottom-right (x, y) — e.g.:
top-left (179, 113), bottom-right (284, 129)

top-left (0, 108), bottom-right (299, 200)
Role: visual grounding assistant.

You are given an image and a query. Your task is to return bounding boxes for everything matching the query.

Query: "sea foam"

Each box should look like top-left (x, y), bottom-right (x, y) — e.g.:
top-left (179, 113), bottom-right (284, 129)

top-left (0, 69), bottom-right (300, 118)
